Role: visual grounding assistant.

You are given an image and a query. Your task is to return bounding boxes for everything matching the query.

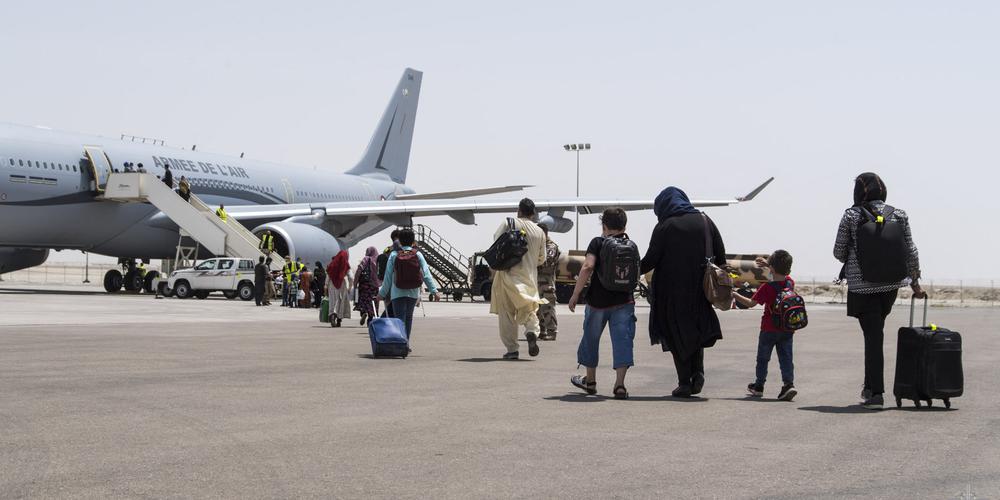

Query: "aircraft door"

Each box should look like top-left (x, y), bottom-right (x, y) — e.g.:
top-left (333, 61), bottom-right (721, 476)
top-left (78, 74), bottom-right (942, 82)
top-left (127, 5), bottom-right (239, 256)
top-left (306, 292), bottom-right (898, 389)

top-left (280, 179), bottom-right (294, 203)
top-left (83, 146), bottom-right (113, 193)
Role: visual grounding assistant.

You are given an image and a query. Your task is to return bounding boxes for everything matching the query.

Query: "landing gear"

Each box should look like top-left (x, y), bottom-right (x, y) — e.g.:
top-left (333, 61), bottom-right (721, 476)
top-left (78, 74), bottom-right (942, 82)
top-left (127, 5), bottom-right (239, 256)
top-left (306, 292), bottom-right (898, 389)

top-left (481, 281), bottom-right (492, 303)
top-left (103, 270), bottom-right (123, 292)
top-left (452, 292), bottom-right (464, 302)
top-left (223, 291), bottom-right (238, 300)
top-left (195, 291), bottom-right (210, 300)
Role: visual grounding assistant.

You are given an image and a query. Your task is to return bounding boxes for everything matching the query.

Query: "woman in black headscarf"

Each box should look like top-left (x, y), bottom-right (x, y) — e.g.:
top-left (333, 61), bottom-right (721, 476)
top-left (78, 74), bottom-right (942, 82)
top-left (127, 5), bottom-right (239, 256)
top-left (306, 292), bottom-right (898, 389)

top-left (640, 187), bottom-right (727, 397)
top-left (834, 173), bottom-right (924, 410)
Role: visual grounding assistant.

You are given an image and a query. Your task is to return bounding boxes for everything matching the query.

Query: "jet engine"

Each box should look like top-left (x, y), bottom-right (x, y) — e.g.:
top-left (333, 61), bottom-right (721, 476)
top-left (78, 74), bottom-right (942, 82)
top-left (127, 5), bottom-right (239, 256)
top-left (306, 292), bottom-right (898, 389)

top-left (0, 248), bottom-right (50, 274)
top-left (252, 222), bottom-right (342, 265)
top-left (537, 214), bottom-right (574, 233)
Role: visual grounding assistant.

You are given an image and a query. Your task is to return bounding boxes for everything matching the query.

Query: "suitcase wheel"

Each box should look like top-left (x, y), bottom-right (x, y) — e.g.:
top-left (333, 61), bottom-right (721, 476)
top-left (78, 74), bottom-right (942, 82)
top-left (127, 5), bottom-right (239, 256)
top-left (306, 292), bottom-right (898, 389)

top-left (944, 398), bottom-right (951, 409)
top-left (895, 397), bottom-right (902, 408)
top-left (914, 399), bottom-right (921, 408)
top-left (926, 399), bottom-right (932, 408)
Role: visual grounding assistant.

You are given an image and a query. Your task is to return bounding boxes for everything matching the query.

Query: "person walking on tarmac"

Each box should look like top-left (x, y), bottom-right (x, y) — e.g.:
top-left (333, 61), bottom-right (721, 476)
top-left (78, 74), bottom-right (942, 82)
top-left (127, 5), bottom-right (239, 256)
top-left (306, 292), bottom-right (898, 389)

top-left (282, 256), bottom-right (295, 306)
top-left (215, 204), bottom-right (228, 222)
top-left (259, 230), bottom-right (275, 256)
top-left (536, 223), bottom-right (561, 341)
top-left (162, 165), bottom-right (174, 188)
top-left (178, 176), bottom-right (191, 201)
top-left (490, 198), bottom-right (547, 360)
top-left (263, 257), bottom-right (275, 305)
top-left (311, 261), bottom-right (326, 308)
top-left (254, 256), bottom-right (268, 306)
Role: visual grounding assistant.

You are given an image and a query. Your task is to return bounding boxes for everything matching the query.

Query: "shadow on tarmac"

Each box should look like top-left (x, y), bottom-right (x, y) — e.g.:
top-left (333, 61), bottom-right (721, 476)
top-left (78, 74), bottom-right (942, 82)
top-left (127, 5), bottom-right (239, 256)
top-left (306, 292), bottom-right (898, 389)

top-left (456, 358), bottom-right (533, 363)
top-left (0, 287), bottom-right (109, 296)
top-left (544, 394), bottom-right (708, 403)
top-left (717, 397), bottom-right (788, 404)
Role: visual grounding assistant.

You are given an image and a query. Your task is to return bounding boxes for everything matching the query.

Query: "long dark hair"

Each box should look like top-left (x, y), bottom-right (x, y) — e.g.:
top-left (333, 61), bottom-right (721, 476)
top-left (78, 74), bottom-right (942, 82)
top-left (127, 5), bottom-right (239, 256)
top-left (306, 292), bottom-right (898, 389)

top-left (853, 172), bottom-right (887, 208)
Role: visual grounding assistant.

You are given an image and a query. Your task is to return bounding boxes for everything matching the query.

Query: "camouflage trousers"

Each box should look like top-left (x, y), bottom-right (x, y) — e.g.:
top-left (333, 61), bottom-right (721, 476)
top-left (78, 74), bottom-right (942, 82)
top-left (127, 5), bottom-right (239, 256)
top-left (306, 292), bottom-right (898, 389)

top-left (537, 288), bottom-right (558, 335)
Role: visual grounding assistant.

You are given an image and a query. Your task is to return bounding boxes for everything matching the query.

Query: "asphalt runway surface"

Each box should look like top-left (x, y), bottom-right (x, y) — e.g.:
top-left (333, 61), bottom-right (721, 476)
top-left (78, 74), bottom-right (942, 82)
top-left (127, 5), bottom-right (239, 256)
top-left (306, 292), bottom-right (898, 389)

top-left (1, 286), bottom-right (997, 499)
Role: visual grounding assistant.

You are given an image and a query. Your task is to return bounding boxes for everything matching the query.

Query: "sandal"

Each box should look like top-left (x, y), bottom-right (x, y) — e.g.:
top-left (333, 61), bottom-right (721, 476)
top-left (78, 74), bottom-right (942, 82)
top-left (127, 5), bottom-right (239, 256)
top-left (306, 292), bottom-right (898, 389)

top-left (613, 385), bottom-right (629, 400)
top-left (570, 375), bottom-right (597, 395)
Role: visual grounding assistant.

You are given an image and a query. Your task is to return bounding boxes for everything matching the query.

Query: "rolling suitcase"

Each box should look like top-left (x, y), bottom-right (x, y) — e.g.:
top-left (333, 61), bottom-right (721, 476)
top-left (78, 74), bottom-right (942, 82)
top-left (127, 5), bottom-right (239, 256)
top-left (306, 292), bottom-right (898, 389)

top-left (893, 297), bottom-right (963, 409)
top-left (319, 297), bottom-right (329, 323)
top-left (368, 317), bottom-right (409, 358)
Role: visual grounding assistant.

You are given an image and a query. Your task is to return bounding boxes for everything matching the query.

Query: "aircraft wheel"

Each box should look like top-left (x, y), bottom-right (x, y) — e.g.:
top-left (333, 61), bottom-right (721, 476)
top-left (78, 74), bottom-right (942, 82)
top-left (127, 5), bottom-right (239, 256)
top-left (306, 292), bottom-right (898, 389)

top-left (195, 291), bottom-right (210, 300)
top-left (143, 271), bottom-right (159, 293)
top-left (223, 291), bottom-right (238, 300)
top-left (481, 282), bottom-right (492, 303)
top-left (123, 270), bottom-right (143, 292)
top-left (453, 292), bottom-right (463, 302)
top-left (158, 281), bottom-right (174, 297)
top-left (174, 280), bottom-right (192, 299)
top-left (103, 270), bottom-right (123, 293)
top-left (237, 282), bottom-right (255, 301)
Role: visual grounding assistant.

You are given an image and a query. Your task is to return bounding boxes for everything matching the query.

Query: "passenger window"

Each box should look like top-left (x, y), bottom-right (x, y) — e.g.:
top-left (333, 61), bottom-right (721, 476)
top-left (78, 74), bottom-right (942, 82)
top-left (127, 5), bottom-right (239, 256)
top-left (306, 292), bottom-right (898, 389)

top-left (194, 260), bottom-right (217, 271)
top-left (73, 165), bottom-right (78, 172)
top-left (7, 159), bottom-right (12, 166)
top-left (218, 260), bottom-right (234, 270)
top-left (18, 159), bottom-right (23, 167)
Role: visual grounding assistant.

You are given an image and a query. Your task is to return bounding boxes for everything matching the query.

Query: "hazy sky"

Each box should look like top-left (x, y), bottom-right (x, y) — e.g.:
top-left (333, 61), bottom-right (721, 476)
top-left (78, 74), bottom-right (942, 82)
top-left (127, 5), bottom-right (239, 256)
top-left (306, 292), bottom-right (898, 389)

top-left (3, 1), bottom-right (997, 281)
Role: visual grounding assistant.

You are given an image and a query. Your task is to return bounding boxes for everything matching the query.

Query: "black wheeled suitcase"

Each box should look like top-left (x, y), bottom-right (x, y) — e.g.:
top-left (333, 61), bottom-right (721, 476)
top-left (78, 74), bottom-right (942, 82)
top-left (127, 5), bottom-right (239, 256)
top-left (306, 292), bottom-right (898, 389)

top-left (893, 297), bottom-right (963, 409)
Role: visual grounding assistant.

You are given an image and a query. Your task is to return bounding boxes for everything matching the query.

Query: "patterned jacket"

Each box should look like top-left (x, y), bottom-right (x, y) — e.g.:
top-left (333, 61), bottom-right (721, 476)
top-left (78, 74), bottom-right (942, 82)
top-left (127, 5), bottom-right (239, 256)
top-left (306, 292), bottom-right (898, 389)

top-left (537, 238), bottom-right (561, 287)
top-left (833, 201), bottom-right (920, 294)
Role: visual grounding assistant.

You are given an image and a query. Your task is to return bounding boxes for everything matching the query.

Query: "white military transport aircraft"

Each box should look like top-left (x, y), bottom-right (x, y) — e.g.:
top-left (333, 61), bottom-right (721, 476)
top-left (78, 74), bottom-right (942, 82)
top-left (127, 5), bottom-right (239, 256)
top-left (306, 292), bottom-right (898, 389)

top-left (0, 68), bottom-right (772, 292)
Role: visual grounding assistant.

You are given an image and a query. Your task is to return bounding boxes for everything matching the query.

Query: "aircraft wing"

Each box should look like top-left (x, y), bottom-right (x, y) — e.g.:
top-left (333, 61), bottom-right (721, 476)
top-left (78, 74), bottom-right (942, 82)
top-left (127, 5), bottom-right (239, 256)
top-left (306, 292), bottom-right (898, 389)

top-left (225, 177), bottom-right (774, 228)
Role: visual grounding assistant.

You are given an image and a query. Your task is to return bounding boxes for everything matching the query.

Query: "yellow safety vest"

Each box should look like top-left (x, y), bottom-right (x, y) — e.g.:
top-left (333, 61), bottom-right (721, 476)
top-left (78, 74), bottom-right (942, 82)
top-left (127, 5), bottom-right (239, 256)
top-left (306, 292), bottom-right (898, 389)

top-left (283, 262), bottom-right (294, 281)
top-left (215, 208), bottom-right (228, 221)
top-left (259, 233), bottom-right (274, 251)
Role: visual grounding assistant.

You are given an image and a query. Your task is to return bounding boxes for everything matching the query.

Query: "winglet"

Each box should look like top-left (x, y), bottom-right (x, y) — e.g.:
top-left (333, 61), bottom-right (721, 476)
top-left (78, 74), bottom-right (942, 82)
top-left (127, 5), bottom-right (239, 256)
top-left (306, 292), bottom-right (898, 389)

top-left (736, 177), bottom-right (774, 202)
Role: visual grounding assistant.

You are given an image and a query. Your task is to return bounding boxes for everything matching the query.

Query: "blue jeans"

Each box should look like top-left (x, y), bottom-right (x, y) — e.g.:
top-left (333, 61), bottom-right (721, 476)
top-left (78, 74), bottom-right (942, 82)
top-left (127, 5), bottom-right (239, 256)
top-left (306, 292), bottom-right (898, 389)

top-left (755, 331), bottom-right (794, 386)
top-left (577, 303), bottom-right (636, 369)
top-left (391, 297), bottom-right (418, 340)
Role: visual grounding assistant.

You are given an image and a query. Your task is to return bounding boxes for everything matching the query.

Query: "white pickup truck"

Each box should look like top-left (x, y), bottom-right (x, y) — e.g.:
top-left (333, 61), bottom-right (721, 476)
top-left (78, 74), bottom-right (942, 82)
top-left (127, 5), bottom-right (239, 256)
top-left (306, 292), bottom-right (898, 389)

top-left (166, 257), bottom-right (257, 300)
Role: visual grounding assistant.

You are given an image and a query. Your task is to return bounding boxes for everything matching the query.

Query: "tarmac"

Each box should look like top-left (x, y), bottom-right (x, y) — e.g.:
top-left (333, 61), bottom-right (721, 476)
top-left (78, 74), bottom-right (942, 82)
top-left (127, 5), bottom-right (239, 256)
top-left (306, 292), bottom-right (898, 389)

top-left (0, 286), bottom-right (997, 499)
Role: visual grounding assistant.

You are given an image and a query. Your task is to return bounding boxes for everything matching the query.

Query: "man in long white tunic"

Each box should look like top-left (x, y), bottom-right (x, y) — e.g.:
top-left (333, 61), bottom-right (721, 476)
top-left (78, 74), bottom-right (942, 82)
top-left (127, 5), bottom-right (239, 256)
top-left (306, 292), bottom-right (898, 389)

top-left (490, 199), bottom-right (547, 359)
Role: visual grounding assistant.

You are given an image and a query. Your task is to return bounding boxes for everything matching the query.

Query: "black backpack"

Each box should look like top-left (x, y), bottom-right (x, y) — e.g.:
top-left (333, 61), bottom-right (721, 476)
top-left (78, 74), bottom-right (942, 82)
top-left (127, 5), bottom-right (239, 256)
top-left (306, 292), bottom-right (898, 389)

top-left (856, 205), bottom-right (909, 283)
top-left (483, 218), bottom-right (529, 271)
top-left (597, 235), bottom-right (640, 292)
top-left (377, 249), bottom-right (391, 280)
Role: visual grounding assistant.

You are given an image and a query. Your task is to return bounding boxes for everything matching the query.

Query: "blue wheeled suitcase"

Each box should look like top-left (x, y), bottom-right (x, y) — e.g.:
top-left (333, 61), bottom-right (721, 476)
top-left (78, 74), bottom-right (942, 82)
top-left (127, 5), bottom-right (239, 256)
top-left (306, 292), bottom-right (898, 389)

top-left (368, 317), bottom-right (409, 358)
top-left (893, 297), bottom-right (963, 409)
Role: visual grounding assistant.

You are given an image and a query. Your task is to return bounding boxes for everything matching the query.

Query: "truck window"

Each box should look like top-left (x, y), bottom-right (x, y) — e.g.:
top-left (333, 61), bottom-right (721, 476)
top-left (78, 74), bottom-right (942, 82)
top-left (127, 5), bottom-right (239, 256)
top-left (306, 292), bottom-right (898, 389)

top-left (194, 260), bottom-right (217, 271)
top-left (218, 260), bottom-right (235, 270)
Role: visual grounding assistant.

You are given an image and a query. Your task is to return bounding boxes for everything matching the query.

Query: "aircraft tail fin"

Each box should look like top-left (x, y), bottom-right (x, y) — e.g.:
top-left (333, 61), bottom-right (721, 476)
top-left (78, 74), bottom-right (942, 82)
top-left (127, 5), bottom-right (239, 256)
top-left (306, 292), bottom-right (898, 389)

top-left (345, 68), bottom-right (422, 184)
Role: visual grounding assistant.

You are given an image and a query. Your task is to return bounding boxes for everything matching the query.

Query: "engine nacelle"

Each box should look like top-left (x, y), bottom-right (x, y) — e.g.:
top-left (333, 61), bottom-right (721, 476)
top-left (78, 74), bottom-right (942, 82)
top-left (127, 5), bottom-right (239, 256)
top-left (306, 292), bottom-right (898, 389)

top-left (252, 222), bottom-right (342, 265)
top-left (0, 248), bottom-right (50, 274)
top-left (537, 214), bottom-right (574, 234)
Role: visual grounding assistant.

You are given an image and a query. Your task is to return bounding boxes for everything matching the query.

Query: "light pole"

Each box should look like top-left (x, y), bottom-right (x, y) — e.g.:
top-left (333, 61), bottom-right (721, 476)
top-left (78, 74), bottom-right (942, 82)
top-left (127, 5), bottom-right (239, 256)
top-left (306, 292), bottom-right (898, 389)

top-left (563, 143), bottom-right (591, 249)
top-left (83, 251), bottom-right (90, 283)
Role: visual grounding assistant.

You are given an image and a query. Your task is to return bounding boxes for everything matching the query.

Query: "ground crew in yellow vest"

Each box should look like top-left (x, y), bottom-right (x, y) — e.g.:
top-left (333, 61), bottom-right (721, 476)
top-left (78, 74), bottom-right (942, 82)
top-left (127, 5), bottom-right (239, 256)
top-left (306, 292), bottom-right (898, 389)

top-left (259, 230), bottom-right (275, 255)
top-left (215, 204), bottom-right (228, 221)
top-left (136, 262), bottom-right (147, 278)
top-left (282, 256), bottom-right (295, 306)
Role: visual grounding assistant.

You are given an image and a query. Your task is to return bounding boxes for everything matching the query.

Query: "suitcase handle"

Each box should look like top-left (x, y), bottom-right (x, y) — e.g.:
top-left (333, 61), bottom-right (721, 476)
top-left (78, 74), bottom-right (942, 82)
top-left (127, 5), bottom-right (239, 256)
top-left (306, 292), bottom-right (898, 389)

top-left (909, 296), bottom-right (928, 328)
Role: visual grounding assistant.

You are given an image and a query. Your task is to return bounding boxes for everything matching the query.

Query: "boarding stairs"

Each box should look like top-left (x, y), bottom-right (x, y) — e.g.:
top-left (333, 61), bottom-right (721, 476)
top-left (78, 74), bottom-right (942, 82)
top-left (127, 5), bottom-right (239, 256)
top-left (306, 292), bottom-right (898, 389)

top-left (101, 172), bottom-right (283, 272)
top-left (412, 224), bottom-right (472, 301)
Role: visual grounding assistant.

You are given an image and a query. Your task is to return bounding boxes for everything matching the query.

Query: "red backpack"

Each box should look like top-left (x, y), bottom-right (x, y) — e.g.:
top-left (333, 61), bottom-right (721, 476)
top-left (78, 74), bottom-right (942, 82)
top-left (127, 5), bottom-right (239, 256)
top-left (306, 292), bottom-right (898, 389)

top-left (394, 250), bottom-right (424, 289)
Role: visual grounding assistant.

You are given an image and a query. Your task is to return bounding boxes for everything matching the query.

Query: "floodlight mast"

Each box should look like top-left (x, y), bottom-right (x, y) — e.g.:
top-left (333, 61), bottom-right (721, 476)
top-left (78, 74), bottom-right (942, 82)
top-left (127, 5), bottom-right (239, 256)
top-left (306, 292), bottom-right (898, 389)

top-left (562, 143), bottom-right (591, 249)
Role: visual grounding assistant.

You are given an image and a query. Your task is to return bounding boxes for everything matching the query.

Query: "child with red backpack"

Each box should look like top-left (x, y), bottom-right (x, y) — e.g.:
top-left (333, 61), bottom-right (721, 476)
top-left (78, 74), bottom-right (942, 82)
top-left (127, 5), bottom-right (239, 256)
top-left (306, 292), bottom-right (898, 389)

top-left (378, 228), bottom-right (440, 346)
top-left (734, 250), bottom-right (807, 401)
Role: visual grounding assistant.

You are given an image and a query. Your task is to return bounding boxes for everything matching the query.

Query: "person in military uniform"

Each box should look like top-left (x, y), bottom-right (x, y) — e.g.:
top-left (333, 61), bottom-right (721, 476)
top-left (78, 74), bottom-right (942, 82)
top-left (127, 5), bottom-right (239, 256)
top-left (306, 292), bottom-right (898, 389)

top-left (536, 224), bottom-right (561, 341)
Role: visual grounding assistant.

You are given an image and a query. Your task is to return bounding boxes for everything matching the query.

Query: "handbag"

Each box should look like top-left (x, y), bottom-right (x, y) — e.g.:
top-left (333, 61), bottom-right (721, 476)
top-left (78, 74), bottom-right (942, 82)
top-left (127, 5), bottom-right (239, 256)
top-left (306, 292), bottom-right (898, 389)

top-left (701, 213), bottom-right (733, 311)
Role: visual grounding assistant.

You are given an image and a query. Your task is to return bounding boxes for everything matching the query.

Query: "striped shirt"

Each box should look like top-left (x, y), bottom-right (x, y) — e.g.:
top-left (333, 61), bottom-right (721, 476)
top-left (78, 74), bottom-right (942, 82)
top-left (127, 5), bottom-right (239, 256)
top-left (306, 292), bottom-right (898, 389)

top-left (833, 201), bottom-right (920, 294)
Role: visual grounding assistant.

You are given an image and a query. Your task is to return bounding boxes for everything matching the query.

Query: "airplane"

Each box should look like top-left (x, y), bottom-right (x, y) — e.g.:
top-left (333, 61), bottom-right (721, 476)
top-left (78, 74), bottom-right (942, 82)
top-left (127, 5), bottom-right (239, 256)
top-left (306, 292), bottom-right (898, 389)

top-left (0, 67), bottom-right (774, 293)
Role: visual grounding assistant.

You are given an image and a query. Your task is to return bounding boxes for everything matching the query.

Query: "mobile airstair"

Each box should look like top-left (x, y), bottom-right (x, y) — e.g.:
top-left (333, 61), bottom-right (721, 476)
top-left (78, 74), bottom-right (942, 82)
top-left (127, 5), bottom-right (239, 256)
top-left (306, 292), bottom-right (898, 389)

top-left (101, 172), bottom-right (283, 272)
top-left (412, 224), bottom-right (473, 302)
